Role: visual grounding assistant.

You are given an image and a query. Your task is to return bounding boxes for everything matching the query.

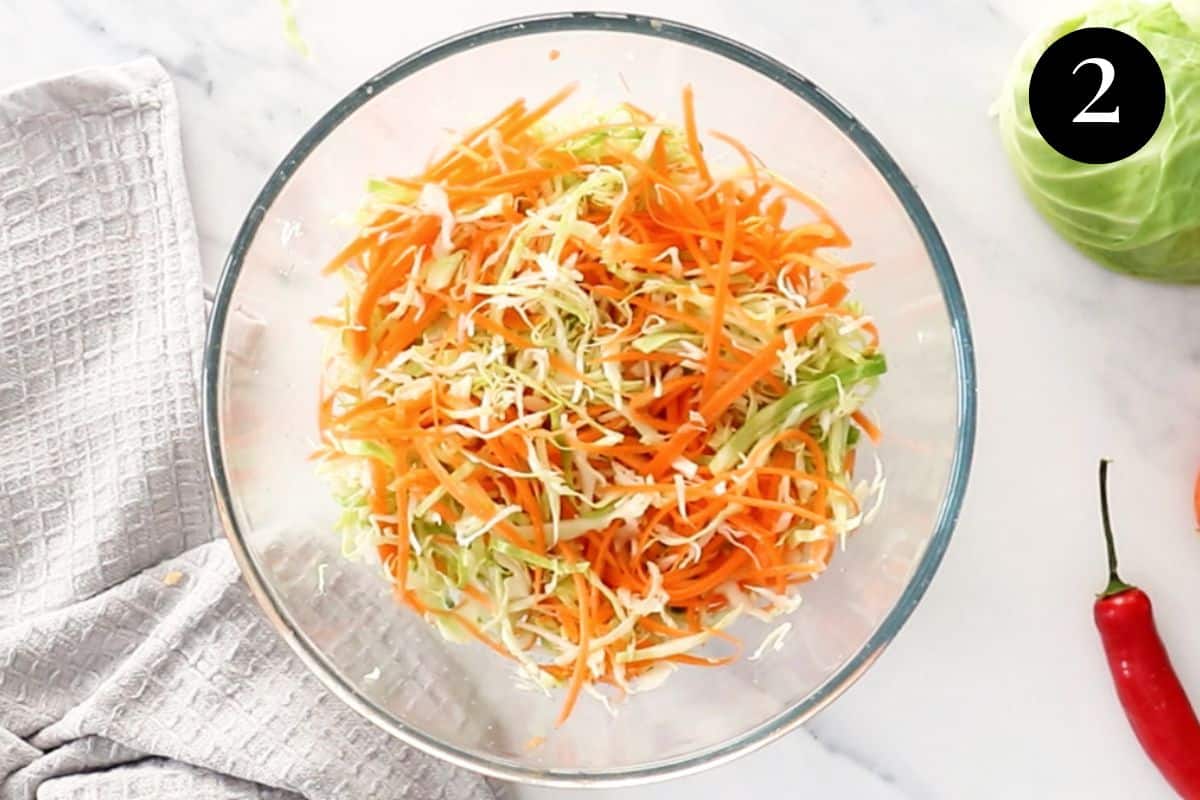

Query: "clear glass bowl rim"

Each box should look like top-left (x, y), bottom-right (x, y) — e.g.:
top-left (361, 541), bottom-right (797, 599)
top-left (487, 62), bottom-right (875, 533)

top-left (201, 11), bottom-right (977, 788)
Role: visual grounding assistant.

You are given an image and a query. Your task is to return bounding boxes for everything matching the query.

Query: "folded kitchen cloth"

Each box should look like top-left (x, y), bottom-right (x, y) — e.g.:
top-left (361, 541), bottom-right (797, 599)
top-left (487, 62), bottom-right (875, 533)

top-left (0, 58), bottom-right (495, 800)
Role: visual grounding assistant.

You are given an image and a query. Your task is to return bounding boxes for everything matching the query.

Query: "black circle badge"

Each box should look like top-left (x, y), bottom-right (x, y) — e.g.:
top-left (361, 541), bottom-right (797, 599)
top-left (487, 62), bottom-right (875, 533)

top-left (1028, 27), bottom-right (1166, 164)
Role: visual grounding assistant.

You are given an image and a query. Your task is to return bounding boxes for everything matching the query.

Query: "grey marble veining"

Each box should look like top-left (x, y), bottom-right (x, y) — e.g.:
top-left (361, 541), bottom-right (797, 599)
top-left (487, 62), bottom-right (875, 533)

top-left (3, 1), bottom-right (1197, 798)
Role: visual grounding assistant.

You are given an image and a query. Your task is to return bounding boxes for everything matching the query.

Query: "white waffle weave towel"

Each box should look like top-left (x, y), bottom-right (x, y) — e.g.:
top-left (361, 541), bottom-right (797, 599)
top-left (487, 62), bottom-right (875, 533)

top-left (0, 57), bottom-right (494, 800)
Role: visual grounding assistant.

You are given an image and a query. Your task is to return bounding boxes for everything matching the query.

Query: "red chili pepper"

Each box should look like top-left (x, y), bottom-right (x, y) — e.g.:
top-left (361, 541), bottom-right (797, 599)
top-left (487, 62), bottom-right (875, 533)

top-left (1095, 460), bottom-right (1200, 799)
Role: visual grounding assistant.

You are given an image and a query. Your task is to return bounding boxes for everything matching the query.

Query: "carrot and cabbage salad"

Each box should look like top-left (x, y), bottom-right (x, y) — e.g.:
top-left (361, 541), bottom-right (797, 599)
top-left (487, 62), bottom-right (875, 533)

top-left (313, 86), bottom-right (886, 724)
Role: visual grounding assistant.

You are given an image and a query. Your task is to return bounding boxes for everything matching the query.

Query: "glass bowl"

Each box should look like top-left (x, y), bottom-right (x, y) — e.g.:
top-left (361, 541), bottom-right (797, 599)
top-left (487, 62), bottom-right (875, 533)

top-left (202, 12), bottom-right (976, 787)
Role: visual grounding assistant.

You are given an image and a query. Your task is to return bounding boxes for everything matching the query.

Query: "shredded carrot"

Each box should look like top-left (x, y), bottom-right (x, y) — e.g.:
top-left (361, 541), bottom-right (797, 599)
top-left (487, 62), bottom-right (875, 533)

top-left (700, 186), bottom-right (738, 402)
top-left (557, 546), bottom-right (591, 726)
top-left (314, 87), bottom-right (886, 728)
top-left (681, 85), bottom-right (712, 185)
top-left (709, 129), bottom-right (761, 188)
top-left (699, 335), bottom-right (785, 423)
top-left (852, 410), bottom-right (882, 444)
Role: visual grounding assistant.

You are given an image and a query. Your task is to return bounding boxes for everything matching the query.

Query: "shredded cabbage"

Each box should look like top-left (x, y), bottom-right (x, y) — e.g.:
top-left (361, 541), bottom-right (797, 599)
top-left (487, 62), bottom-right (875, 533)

top-left (314, 97), bottom-right (887, 718)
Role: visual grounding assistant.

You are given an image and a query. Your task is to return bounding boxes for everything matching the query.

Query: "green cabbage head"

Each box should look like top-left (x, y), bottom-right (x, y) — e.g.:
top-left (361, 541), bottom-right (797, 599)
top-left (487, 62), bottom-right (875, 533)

top-left (998, 0), bottom-right (1200, 282)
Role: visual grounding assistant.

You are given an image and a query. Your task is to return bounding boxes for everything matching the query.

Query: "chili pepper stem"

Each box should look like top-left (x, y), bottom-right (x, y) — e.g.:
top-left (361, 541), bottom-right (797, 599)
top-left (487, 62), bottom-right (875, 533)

top-left (1098, 459), bottom-right (1134, 598)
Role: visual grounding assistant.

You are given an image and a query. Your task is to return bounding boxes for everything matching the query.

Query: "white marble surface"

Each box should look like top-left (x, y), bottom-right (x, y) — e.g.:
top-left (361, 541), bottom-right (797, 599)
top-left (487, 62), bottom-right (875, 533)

top-left (5, 0), bottom-right (1199, 797)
